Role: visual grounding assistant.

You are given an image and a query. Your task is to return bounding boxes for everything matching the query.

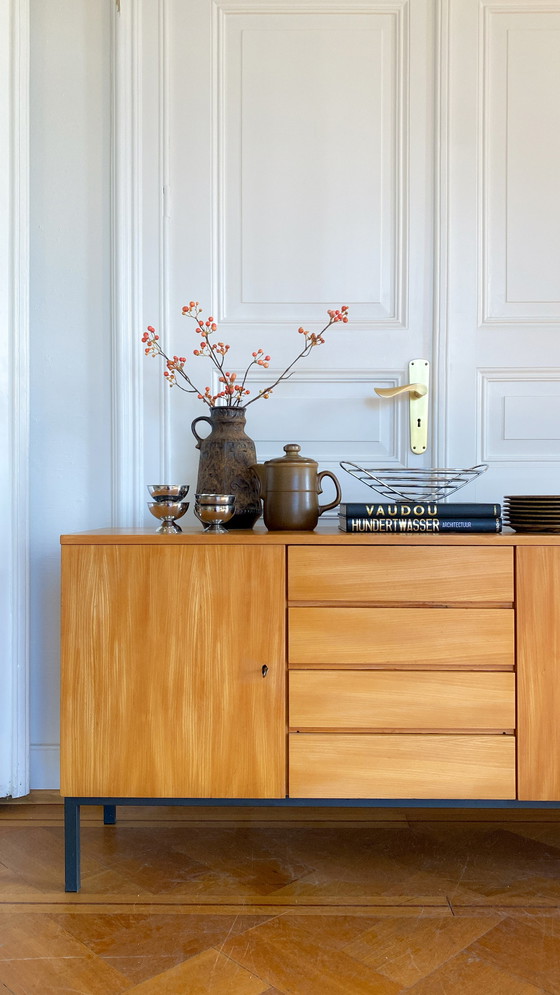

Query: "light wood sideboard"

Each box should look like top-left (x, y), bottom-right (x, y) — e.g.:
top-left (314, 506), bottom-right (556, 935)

top-left (60, 527), bottom-right (560, 890)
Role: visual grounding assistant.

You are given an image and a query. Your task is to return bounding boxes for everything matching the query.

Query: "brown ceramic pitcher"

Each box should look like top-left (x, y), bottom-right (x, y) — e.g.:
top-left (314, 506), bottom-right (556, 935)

top-left (251, 444), bottom-right (342, 531)
top-left (191, 406), bottom-right (261, 529)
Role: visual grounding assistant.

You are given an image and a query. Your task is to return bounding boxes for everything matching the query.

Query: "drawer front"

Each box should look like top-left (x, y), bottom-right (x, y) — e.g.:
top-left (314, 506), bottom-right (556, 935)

top-left (289, 672), bottom-right (515, 731)
top-left (288, 546), bottom-right (514, 603)
top-left (288, 607), bottom-right (514, 667)
top-left (289, 734), bottom-right (516, 799)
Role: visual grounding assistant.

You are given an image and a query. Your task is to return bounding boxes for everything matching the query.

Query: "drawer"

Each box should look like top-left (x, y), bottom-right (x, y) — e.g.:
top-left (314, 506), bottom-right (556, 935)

top-left (289, 734), bottom-right (516, 799)
top-left (288, 546), bottom-right (514, 603)
top-left (289, 672), bottom-right (515, 731)
top-left (288, 607), bottom-right (514, 668)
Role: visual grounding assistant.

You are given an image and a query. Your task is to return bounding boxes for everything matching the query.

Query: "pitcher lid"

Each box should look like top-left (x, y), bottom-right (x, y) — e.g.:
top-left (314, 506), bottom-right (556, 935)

top-left (267, 444), bottom-right (317, 466)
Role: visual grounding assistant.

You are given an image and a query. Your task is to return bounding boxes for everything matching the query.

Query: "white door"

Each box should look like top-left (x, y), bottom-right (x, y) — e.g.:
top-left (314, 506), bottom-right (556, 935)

top-left (133, 0), bottom-right (437, 517)
top-left (117, 0), bottom-right (560, 522)
top-left (445, 0), bottom-right (560, 502)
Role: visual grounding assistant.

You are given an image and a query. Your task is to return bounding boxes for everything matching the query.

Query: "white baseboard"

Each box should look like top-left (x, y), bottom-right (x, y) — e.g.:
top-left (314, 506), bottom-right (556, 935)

top-left (30, 744), bottom-right (60, 790)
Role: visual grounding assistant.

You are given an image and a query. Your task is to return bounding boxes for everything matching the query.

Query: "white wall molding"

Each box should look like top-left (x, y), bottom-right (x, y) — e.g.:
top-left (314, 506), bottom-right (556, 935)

top-left (216, 366), bottom-right (405, 465)
top-left (0, 0), bottom-right (30, 797)
top-left (478, 368), bottom-right (560, 462)
top-left (157, 0), bottom-right (172, 479)
top-left (111, 0), bottom-right (145, 525)
top-left (113, 0), bottom-right (175, 513)
top-left (433, 0), bottom-right (450, 466)
top-left (214, 0), bottom-right (410, 327)
top-left (479, 1), bottom-right (560, 325)
top-left (213, 0), bottom-right (410, 12)
top-left (481, 1), bottom-right (560, 11)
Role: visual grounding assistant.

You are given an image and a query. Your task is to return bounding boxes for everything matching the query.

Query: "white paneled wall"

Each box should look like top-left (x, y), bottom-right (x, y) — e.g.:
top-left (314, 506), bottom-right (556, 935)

top-left (28, 0), bottom-right (113, 787)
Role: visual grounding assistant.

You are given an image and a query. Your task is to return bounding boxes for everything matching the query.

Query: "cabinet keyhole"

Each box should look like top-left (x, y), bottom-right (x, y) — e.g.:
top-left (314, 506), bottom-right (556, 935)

top-left (261, 665), bottom-right (268, 678)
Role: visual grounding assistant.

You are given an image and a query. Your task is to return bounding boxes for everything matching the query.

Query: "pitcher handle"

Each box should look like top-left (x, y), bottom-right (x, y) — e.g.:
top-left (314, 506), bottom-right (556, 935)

top-left (317, 470), bottom-right (342, 515)
top-left (191, 415), bottom-right (213, 449)
top-left (249, 466), bottom-right (262, 498)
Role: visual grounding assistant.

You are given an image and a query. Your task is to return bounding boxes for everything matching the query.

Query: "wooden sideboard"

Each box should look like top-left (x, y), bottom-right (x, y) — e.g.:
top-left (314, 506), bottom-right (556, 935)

top-left (60, 527), bottom-right (560, 889)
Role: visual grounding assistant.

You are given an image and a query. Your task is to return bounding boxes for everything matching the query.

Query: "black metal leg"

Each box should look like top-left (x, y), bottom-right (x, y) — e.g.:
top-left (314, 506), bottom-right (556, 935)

top-left (103, 804), bottom-right (117, 825)
top-left (64, 797), bottom-right (81, 892)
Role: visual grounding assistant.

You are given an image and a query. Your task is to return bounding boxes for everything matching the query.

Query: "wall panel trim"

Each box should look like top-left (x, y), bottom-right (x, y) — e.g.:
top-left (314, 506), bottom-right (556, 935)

top-left (478, 368), bottom-right (560, 463)
top-left (112, 0), bottom-right (145, 526)
top-left (213, 0), bottom-right (410, 326)
top-left (0, 0), bottom-right (30, 797)
top-left (479, 0), bottom-right (560, 325)
top-left (433, 0), bottom-right (450, 466)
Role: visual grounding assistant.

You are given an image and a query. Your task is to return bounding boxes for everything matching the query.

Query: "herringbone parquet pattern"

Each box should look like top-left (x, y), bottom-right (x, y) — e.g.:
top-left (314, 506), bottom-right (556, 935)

top-left (1, 794), bottom-right (560, 993)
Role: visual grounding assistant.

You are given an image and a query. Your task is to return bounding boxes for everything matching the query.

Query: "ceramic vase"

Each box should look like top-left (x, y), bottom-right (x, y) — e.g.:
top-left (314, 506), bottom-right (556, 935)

top-left (191, 406), bottom-right (261, 529)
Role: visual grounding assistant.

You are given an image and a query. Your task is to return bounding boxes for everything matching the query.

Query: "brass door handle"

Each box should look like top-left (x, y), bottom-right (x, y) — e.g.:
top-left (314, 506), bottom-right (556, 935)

top-left (375, 383), bottom-right (428, 400)
top-left (374, 360), bottom-right (430, 454)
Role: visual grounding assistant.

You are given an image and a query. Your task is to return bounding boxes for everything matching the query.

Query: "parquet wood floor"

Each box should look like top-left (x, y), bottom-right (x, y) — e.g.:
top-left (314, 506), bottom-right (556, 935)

top-left (1, 793), bottom-right (560, 993)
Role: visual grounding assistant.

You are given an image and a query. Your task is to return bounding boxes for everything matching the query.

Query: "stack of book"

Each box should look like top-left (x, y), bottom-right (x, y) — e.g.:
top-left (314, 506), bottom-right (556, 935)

top-left (338, 501), bottom-right (502, 533)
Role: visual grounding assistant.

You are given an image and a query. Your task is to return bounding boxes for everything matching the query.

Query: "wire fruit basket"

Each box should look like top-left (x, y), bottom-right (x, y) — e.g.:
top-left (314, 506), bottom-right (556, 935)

top-left (339, 463), bottom-right (488, 503)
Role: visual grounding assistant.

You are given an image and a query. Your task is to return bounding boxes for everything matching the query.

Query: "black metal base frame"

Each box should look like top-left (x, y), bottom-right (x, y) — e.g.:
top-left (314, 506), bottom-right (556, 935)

top-left (63, 796), bottom-right (560, 892)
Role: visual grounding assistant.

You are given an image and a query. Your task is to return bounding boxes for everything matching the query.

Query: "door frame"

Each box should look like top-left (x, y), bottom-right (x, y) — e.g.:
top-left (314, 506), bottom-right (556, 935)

top-left (0, 0), bottom-right (30, 797)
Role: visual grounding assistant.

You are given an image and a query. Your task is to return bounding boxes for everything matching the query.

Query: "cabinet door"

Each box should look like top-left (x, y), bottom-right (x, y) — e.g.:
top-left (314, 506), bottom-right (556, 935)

top-left (517, 546), bottom-right (560, 800)
top-left (61, 544), bottom-right (285, 798)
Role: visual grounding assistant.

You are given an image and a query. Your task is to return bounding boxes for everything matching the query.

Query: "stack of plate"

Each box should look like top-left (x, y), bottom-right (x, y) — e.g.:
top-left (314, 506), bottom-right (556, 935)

top-left (504, 495), bottom-right (560, 533)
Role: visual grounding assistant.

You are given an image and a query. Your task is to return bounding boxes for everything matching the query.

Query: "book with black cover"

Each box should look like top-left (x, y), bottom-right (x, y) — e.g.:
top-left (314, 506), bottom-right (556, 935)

top-left (338, 516), bottom-right (502, 533)
top-left (338, 502), bottom-right (501, 518)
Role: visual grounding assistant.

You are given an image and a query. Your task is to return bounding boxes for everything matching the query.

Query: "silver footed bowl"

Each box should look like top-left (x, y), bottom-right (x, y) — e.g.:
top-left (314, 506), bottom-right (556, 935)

top-left (147, 484), bottom-right (189, 502)
top-left (147, 500), bottom-right (189, 534)
top-left (195, 492), bottom-right (236, 505)
top-left (194, 494), bottom-right (235, 534)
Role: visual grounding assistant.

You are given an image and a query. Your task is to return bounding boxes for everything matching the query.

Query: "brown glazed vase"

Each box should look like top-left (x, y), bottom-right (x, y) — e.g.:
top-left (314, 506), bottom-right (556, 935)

top-left (191, 406), bottom-right (261, 529)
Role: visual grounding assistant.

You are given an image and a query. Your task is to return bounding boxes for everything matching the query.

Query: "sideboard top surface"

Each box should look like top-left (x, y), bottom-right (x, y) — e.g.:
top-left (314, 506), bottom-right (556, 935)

top-left (60, 525), bottom-right (560, 546)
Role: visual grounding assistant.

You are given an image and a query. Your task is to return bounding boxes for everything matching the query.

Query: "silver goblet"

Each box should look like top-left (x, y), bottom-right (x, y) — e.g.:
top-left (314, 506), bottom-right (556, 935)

top-left (194, 493), bottom-right (235, 534)
top-left (147, 484), bottom-right (189, 502)
top-left (147, 500), bottom-right (189, 534)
